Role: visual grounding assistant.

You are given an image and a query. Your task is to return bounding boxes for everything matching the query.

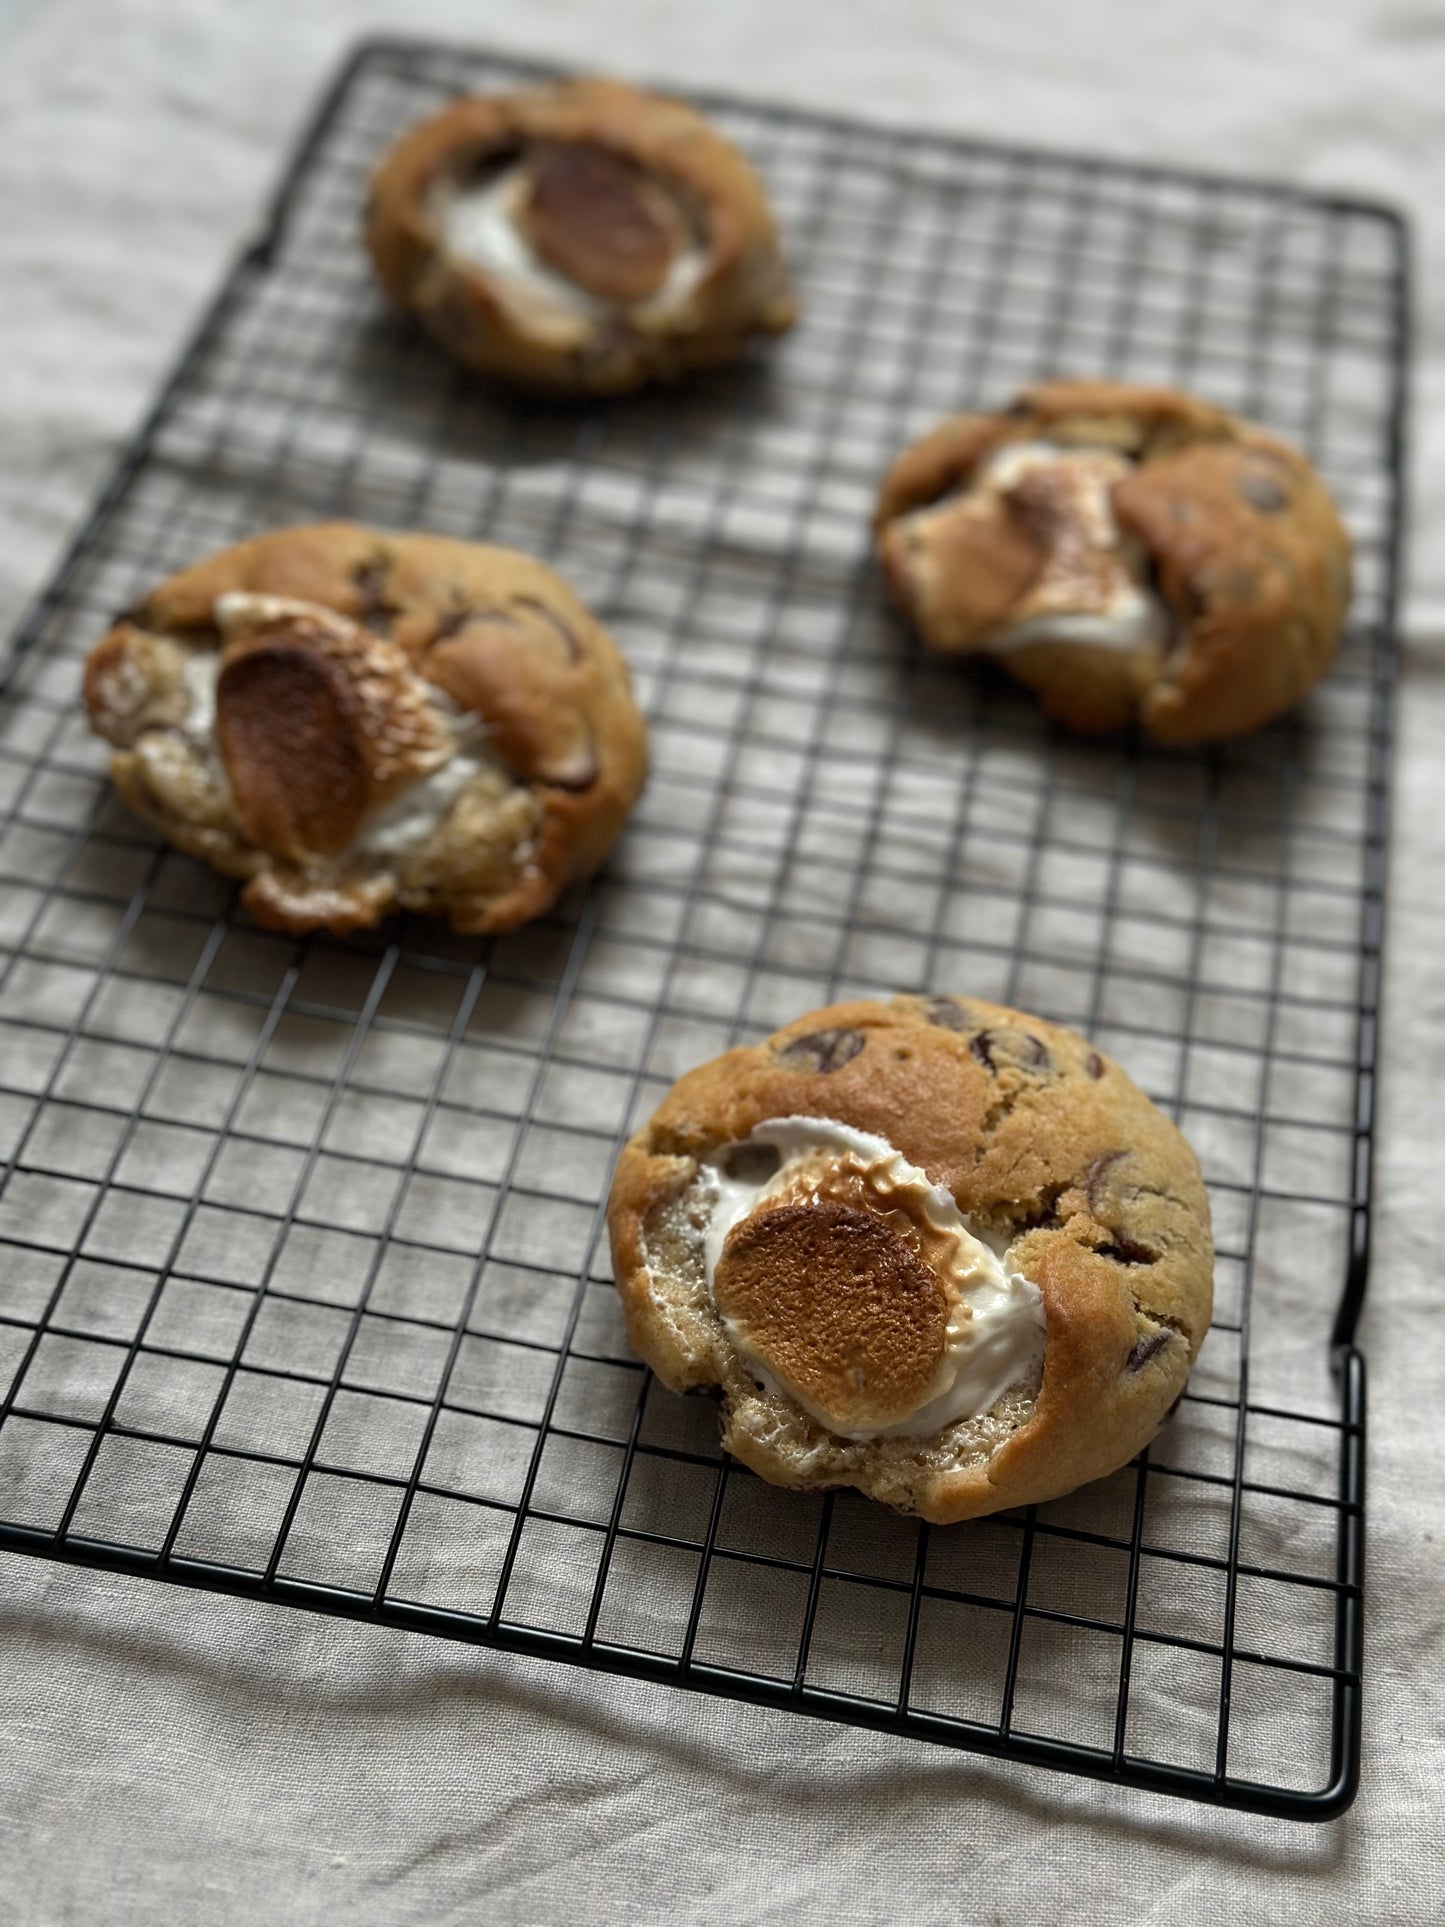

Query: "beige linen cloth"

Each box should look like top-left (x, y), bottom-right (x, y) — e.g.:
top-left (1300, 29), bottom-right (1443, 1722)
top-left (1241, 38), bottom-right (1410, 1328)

top-left (0, 2), bottom-right (1441, 1921)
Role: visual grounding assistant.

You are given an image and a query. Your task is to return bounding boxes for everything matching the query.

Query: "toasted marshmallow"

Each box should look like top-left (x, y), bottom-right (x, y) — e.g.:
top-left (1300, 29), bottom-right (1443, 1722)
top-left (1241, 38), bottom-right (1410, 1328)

top-left (180, 646), bottom-right (219, 742)
top-left (700, 1117), bottom-right (1044, 1441)
top-left (435, 155), bottom-right (709, 330)
top-left (352, 742), bottom-right (494, 854)
top-left (980, 441), bottom-right (1168, 652)
top-left (214, 591), bottom-right (343, 636)
top-left (903, 440), bottom-right (1170, 656)
top-left (439, 167), bottom-right (600, 321)
top-left (173, 596), bottom-right (504, 862)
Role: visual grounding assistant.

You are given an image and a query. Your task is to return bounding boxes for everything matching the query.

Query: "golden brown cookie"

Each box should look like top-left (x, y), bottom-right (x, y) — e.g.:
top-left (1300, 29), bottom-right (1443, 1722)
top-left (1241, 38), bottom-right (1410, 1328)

top-left (366, 77), bottom-right (796, 395)
top-left (608, 995), bottom-right (1212, 1523)
top-left (83, 523), bottom-right (648, 936)
top-left (874, 380), bottom-right (1352, 743)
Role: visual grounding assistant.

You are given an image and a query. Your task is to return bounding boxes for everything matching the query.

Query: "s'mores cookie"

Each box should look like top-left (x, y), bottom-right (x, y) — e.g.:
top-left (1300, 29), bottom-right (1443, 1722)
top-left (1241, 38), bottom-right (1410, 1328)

top-left (366, 77), bottom-right (796, 394)
top-left (83, 523), bottom-right (647, 936)
top-left (608, 995), bottom-right (1212, 1523)
top-left (875, 380), bottom-right (1351, 743)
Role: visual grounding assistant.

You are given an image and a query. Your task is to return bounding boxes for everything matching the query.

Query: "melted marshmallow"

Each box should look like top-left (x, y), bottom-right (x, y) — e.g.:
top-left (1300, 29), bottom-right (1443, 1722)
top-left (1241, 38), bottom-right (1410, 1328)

top-left (173, 598), bottom-right (498, 857)
top-left (352, 744), bottom-right (492, 853)
top-left (438, 164), bottom-right (709, 322)
top-left (180, 647), bottom-right (217, 741)
top-left (700, 1116), bottom-right (1045, 1441)
top-left (973, 441), bottom-right (1170, 656)
top-left (214, 591), bottom-right (332, 632)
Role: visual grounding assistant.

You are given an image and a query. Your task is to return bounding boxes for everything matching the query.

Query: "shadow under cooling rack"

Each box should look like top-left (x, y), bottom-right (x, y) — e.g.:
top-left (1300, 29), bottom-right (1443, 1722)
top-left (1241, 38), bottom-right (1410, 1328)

top-left (0, 37), bottom-right (1404, 1820)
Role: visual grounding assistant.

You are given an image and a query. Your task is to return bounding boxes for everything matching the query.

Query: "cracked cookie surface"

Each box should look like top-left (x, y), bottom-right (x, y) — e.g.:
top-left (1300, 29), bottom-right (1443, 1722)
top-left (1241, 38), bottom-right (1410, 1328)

top-left (83, 522), bottom-right (648, 936)
top-left (607, 994), bottom-right (1212, 1522)
top-left (875, 379), bottom-right (1352, 744)
top-left (366, 76), bottom-right (796, 394)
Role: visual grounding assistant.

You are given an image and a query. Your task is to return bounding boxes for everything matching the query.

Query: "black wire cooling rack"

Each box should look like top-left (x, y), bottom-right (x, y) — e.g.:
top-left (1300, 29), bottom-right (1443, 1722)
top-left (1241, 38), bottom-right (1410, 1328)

top-left (0, 39), bottom-right (1406, 1820)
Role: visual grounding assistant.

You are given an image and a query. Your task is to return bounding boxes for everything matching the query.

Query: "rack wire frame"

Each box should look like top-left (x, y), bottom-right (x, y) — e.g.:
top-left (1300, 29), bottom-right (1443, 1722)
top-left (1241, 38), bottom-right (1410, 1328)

top-left (0, 38), bottom-right (1406, 1821)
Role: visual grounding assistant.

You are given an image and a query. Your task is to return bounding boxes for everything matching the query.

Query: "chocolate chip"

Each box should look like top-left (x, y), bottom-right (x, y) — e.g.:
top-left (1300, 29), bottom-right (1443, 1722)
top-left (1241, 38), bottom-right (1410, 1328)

top-left (1086, 1051), bottom-right (1105, 1080)
top-left (970, 1027), bottom-right (1051, 1074)
top-left (432, 602), bottom-right (477, 644)
top-left (1082, 1149), bottom-right (1127, 1212)
top-left (1183, 573), bottom-right (1212, 620)
top-left (776, 1027), bottom-right (866, 1074)
top-left (352, 557), bottom-right (394, 631)
top-left (920, 996), bottom-right (970, 1031)
top-left (721, 1142), bottom-right (782, 1185)
top-left (1125, 1329), bottom-right (1171, 1374)
top-left (1236, 471), bottom-right (1289, 514)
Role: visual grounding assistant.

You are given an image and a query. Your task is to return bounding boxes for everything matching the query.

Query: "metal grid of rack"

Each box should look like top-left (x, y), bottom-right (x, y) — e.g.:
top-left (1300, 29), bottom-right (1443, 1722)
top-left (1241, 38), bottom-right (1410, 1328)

top-left (0, 39), bottom-right (1405, 1818)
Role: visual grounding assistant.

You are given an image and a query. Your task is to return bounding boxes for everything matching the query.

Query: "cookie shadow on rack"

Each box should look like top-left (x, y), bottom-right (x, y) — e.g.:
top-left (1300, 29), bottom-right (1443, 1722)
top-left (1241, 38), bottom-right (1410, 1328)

top-left (0, 1572), bottom-right (1356, 1875)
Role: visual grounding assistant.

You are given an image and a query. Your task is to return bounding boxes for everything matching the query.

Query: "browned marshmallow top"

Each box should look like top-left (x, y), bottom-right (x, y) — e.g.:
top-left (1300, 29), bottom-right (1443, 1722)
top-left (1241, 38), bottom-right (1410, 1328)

top-left (213, 596), bottom-right (458, 863)
top-left (711, 1146), bottom-right (968, 1435)
top-left (885, 441), bottom-right (1166, 655)
top-left (519, 143), bottom-right (689, 303)
top-left (697, 1117), bottom-right (1046, 1442)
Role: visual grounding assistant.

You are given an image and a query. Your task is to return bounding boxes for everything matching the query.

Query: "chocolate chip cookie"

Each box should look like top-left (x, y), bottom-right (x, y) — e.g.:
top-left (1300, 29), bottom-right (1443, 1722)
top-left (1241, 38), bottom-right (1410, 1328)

top-left (83, 523), bottom-right (648, 936)
top-left (608, 995), bottom-right (1212, 1523)
top-left (875, 380), bottom-right (1352, 743)
top-left (366, 77), bottom-right (796, 394)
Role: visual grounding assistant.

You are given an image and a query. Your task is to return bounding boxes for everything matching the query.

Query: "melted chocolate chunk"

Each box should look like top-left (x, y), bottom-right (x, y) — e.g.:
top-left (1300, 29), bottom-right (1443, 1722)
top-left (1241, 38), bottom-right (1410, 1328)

top-left (1236, 470), bottom-right (1290, 514)
top-left (1086, 1051), bottom-right (1105, 1080)
top-left (432, 601), bottom-right (478, 644)
top-left (351, 556), bottom-right (393, 626)
top-left (970, 1027), bottom-right (1051, 1074)
top-left (1125, 1329), bottom-right (1171, 1374)
top-left (1183, 573), bottom-right (1212, 620)
top-left (1082, 1149), bottom-right (1128, 1212)
top-left (920, 996), bottom-right (970, 1031)
top-left (776, 1027), bottom-right (866, 1074)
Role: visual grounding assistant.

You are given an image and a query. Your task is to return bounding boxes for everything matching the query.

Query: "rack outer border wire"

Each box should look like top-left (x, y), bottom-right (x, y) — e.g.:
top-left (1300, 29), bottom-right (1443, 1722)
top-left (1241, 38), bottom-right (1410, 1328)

top-left (0, 36), bottom-right (1410, 1823)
